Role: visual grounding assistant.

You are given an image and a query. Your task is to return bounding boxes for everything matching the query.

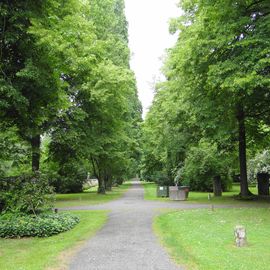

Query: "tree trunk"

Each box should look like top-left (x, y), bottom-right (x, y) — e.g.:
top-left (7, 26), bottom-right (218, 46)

top-left (90, 156), bottom-right (106, 194)
top-left (31, 134), bottom-right (41, 172)
top-left (213, 175), bottom-right (222, 196)
top-left (105, 176), bottom-right (112, 191)
top-left (237, 105), bottom-right (251, 197)
top-left (97, 177), bottom-right (106, 194)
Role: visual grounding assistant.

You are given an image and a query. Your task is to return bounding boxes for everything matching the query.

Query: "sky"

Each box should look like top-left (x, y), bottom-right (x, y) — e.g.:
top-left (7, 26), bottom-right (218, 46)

top-left (124, 0), bottom-right (181, 118)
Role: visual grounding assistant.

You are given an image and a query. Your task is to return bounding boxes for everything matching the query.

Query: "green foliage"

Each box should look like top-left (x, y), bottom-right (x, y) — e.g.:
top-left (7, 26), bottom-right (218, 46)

top-left (248, 150), bottom-right (270, 184)
top-left (0, 173), bottom-right (54, 214)
top-left (147, 171), bottom-right (174, 186)
top-left (35, 0), bottom-right (142, 193)
top-left (142, 0), bottom-right (270, 197)
top-left (182, 141), bottom-right (230, 191)
top-left (0, 0), bottom-right (142, 193)
top-left (52, 170), bottom-right (86, 194)
top-left (0, 1), bottom-right (68, 171)
top-left (0, 211), bottom-right (107, 270)
top-left (0, 126), bottom-right (30, 177)
top-left (0, 212), bottom-right (79, 238)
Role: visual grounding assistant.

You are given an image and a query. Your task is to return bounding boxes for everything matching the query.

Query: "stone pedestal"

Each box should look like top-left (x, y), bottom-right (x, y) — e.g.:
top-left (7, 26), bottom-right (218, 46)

top-left (234, 225), bottom-right (247, 247)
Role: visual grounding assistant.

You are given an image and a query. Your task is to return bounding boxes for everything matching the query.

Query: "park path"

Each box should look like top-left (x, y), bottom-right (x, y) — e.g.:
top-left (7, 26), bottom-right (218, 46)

top-left (67, 182), bottom-right (210, 270)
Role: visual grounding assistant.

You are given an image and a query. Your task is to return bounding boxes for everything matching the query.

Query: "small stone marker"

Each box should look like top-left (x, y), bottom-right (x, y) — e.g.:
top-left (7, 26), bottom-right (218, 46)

top-left (234, 225), bottom-right (247, 247)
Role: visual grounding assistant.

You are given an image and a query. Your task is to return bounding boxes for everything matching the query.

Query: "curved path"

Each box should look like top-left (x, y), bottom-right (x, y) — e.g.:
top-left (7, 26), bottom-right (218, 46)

top-left (67, 182), bottom-right (210, 270)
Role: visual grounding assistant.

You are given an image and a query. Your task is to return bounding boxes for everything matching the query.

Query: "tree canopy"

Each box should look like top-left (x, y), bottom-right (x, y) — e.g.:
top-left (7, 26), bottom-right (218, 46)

top-left (0, 0), bottom-right (142, 194)
top-left (142, 0), bottom-right (270, 196)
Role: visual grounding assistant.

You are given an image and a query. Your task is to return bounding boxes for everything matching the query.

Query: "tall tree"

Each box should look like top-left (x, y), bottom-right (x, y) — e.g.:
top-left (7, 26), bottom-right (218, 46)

top-left (0, 1), bottom-right (68, 171)
top-left (164, 0), bottom-right (270, 197)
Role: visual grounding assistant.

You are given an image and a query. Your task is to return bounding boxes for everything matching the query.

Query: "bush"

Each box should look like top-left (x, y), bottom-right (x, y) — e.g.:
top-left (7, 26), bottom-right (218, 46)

top-left (0, 173), bottom-right (55, 214)
top-left (0, 212), bottom-right (79, 238)
top-left (48, 162), bottom-right (87, 193)
top-left (182, 141), bottom-right (230, 192)
top-left (155, 172), bottom-right (174, 186)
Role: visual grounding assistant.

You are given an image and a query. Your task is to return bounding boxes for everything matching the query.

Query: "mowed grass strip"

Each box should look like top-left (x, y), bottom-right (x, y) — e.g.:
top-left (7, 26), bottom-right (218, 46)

top-left (154, 208), bottom-right (270, 270)
top-left (55, 182), bottom-right (131, 208)
top-left (142, 182), bottom-right (270, 206)
top-left (0, 210), bottom-right (107, 270)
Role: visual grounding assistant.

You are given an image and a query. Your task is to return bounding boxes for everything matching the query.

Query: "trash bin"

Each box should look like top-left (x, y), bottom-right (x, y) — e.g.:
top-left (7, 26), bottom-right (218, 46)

top-left (156, 186), bottom-right (169, 197)
top-left (257, 173), bottom-right (269, 196)
top-left (179, 186), bottom-right (189, 199)
top-left (169, 186), bottom-right (189, 201)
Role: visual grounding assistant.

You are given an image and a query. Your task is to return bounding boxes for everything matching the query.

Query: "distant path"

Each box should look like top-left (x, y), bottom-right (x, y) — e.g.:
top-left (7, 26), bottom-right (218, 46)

top-left (66, 182), bottom-right (230, 270)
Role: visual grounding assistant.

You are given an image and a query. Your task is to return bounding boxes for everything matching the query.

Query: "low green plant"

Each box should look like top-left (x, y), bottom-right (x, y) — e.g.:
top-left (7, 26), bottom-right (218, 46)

top-left (182, 141), bottom-right (231, 191)
top-left (0, 212), bottom-right (79, 238)
top-left (155, 172), bottom-right (174, 186)
top-left (0, 210), bottom-right (107, 270)
top-left (47, 161), bottom-right (88, 194)
top-left (0, 172), bottom-right (54, 215)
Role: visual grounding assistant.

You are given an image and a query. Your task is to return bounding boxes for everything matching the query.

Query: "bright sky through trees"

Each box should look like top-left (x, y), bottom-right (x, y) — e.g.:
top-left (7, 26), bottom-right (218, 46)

top-left (125, 0), bottom-right (180, 118)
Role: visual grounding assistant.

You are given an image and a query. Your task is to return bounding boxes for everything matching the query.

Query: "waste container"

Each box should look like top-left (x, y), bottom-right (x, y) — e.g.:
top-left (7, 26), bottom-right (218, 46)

top-left (179, 186), bottom-right (189, 199)
top-left (257, 173), bottom-right (269, 196)
top-left (156, 186), bottom-right (169, 197)
top-left (169, 186), bottom-right (189, 201)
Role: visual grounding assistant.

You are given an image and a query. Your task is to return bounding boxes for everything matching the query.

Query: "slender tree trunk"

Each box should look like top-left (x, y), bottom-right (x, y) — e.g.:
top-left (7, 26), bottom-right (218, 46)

top-left (213, 175), bottom-right (222, 197)
top-left (91, 156), bottom-right (106, 194)
top-left (97, 177), bottom-right (106, 194)
top-left (105, 176), bottom-right (112, 191)
top-left (237, 105), bottom-right (251, 197)
top-left (31, 134), bottom-right (41, 172)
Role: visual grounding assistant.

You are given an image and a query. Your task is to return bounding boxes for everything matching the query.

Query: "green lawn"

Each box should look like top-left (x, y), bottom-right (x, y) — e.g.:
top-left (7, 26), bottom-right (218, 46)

top-left (55, 183), bottom-right (131, 208)
top-left (154, 208), bottom-right (270, 270)
top-left (0, 210), bottom-right (107, 270)
top-left (142, 182), bottom-right (270, 205)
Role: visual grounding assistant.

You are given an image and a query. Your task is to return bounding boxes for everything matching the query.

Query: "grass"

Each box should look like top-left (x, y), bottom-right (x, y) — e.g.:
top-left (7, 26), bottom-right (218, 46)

top-left (154, 208), bottom-right (270, 270)
top-left (143, 182), bottom-right (270, 205)
top-left (55, 182), bottom-right (131, 208)
top-left (0, 210), bottom-right (107, 270)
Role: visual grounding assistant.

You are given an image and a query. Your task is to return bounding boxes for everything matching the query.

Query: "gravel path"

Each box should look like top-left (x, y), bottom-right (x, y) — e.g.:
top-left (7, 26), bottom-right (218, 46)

top-left (67, 182), bottom-right (209, 270)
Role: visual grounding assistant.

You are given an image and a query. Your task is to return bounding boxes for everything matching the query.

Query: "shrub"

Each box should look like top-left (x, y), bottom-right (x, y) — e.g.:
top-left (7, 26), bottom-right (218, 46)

top-left (48, 162), bottom-right (87, 193)
top-left (181, 141), bottom-right (230, 191)
top-left (155, 172), bottom-right (174, 186)
top-left (0, 173), bottom-right (55, 214)
top-left (0, 212), bottom-right (79, 238)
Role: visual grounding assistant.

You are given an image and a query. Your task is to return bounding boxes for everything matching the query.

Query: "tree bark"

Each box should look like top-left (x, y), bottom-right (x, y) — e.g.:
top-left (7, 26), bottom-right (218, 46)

top-left (237, 105), bottom-right (251, 197)
top-left (91, 156), bottom-right (106, 194)
top-left (97, 177), bottom-right (106, 194)
top-left (213, 175), bottom-right (222, 196)
top-left (31, 134), bottom-right (41, 172)
top-left (105, 176), bottom-right (112, 191)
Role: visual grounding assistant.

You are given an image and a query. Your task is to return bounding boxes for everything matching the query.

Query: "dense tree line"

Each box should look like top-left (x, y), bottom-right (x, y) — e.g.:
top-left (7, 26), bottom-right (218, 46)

top-left (0, 0), bottom-right (142, 194)
top-left (142, 0), bottom-right (270, 197)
